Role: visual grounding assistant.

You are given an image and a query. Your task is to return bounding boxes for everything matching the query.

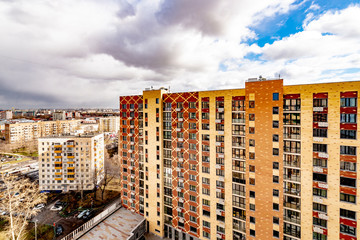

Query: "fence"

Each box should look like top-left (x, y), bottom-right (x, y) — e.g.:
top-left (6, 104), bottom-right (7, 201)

top-left (61, 198), bottom-right (122, 240)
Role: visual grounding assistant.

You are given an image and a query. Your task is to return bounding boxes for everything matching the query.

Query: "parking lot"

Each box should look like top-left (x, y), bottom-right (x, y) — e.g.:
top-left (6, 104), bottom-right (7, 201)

top-left (32, 198), bottom-right (92, 239)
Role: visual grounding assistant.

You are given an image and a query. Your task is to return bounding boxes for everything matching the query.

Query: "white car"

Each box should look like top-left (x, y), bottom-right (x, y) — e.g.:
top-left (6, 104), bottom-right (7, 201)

top-left (34, 204), bottom-right (45, 210)
top-left (50, 205), bottom-right (63, 211)
top-left (77, 210), bottom-right (89, 219)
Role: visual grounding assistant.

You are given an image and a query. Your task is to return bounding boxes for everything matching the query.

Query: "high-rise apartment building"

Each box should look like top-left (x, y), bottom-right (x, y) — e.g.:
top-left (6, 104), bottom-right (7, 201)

top-left (119, 79), bottom-right (360, 240)
top-left (53, 111), bottom-right (66, 120)
top-left (0, 110), bottom-right (13, 120)
top-left (38, 133), bottom-right (104, 192)
top-left (98, 116), bottom-right (120, 133)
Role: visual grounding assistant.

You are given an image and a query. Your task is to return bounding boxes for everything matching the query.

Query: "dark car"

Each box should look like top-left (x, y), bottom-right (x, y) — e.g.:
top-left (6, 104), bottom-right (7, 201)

top-left (56, 225), bottom-right (64, 236)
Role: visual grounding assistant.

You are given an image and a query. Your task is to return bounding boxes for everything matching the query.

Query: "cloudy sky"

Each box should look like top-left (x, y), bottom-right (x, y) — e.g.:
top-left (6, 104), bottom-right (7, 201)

top-left (0, 0), bottom-right (359, 109)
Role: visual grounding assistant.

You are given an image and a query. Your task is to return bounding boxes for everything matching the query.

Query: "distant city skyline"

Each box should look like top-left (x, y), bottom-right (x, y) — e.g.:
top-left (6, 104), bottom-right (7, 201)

top-left (0, 0), bottom-right (359, 108)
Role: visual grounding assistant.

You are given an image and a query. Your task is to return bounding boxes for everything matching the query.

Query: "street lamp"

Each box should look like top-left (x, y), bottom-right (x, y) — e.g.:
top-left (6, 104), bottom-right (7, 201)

top-left (34, 220), bottom-right (38, 240)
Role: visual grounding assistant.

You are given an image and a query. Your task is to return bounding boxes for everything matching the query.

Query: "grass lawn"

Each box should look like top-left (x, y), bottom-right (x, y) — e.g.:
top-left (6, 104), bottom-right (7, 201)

top-left (25, 224), bottom-right (54, 240)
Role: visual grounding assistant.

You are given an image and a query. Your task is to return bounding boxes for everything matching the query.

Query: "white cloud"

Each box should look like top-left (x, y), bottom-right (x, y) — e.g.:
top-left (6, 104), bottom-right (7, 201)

top-left (0, 0), bottom-right (358, 108)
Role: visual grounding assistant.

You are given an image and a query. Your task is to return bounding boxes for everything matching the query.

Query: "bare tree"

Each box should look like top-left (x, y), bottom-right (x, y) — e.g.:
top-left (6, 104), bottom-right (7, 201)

top-left (99, 153), bottom-right (120, 200)
top-left (0, 175), bottom-right (47, 240)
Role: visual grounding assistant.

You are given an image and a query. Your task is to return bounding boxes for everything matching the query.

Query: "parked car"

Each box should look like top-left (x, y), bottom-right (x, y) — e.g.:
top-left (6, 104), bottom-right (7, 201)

top-left (82, 210), bottom-right (94, 220)
top-left (50, 205), bottom-right (63, 211)
top-left (33, 203), bottom-right (45, 210)
top-left (50, 201), bottom-right (64, 211)
top-left (77, 209), bottom-right (89, 219)
top-left (56, 225), bottom-right (64, 236)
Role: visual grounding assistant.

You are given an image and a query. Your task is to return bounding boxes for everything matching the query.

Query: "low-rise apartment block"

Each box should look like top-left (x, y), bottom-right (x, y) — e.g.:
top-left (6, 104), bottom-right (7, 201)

top-left (38, 133), bottom-right (104, 192)
top-left (119, 79), bottom-right (360, 240)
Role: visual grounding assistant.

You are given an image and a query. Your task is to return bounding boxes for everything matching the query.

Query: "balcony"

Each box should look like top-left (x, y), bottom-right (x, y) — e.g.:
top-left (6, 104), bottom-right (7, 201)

top-left (283, 133), bottom-right (300, 140)
top-left (284, 201), bottom-right (300, 211)
top-left (284, 174), bottom-right (300, 182)
top-left (284, 215), bottom-right (300, 225)
top-left (284, 188), bottom-right (300, 196)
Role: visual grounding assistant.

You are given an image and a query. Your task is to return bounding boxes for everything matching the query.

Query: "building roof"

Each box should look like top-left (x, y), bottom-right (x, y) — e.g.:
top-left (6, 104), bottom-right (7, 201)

top-left (38, 133), bottom-right (103, 139)
top-left (79, 207), bottom-right (144, 240)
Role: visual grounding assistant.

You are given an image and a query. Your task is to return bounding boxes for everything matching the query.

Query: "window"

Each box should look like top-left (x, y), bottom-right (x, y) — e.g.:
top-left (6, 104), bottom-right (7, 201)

top-left (340, 161), bottom-right (356, 172)
top-left (203, 220), bottom-right (211, 228)
top-left (313, 203), bottom-right (327, 213)
top-left (273, 217), bottom-right (279, 224)
top-left (313, 128), bottom-right (327, 138)
top-left (189, 133), bottom-right (197, 140)
top-left (273, 162), bottom-right (279, 169)
top-left (340, 177), bottom-right (356, 187)
top-left (249, 152), bottom-right (255, 159)
top-left (273, 134), bottom-right (279, 142)
top-left (341, 193), bottom-right (356, 203)
top-left (202, 199), bottom-right (210, 206)
top-left (273, 230), bottom-right (279, 238)
top-left (341, 97), bottom-right (357, 107)
top-left (273, 148), bottom-right (279, 156)
top-left (273, 121), bottom-right (279, 128)
top-left (189, 102), bottom-right (196, 108)
top-left (250, 216), bottom-right (255, 223)
top-left (273, 93), bottom-right (279, 101)
top-left (249, 101), bottom-right (255, 108)
top-left (341, 113), bottom-right (357, 123)
top-left (249, 114), bottom-right (255, 121)
top-left (250, 191), bottom-right (255, 198)
top-left (155, 98), bottom-right (159, 104)
top-left (273, 189), bottom-right (279, 197)
top-left (189, 112), bottom-right (196, 119)
top-left (313, 98), bottom-right (328, 107)
top-left (313, 173), bottom-right (327, 183)
top-left (249, 178), bottom-right (255, 185)
top-left (313, 217), bottom-right (327, 228)
top-left (313, 143), bottom-right (327, 153)
top-left (232, 99), bottom-right (245, 111)
top-left (284, 98), bottom-right (301, 111)
top-left (249, 165), bottom-right (255, 172)
top-left (249, 139), bottom-right (255, 146)
top-left (202, 123), bottom-right (210, 130)
top-left (202, 112), bottom-right (209, 120)
top-left (313, 113), bottom-right (327, 122)
top-left (340, 146), bottom-right (356, 155)
top-left (273, 175), bottom-right (279, 183)
top-left (313, 232), bottom-right (327, 240)
top-left (313, 158), bottom-right (327, 168)
top-left (340, 224), bottom-right (356, 237)
top-left (340, 208), bottom-right (356, 220)
top-left (273, 203), bottom-right (279, 211)
top-left (341, 130), bottom-right (356, 139)
top-left (313, 188), bottom-right (327, 198)
top-left (250, 229), bottom-right (255, 237)
top-left (273, 107), bottom-right (279, 114)
top-left (249, 127), bottom-right (255, 134)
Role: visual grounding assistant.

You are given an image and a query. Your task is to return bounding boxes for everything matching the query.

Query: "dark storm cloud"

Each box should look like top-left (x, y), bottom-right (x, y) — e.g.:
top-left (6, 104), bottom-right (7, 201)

top-left (156, 0), bottom-right (224, 36)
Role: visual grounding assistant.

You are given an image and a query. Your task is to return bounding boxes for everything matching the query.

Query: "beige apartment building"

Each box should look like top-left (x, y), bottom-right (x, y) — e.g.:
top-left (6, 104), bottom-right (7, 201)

top-left (98, 116), bottom-right (120, 133)
top-left (5, 120), bottom-right (81, 145)
top-left (38, 133), bottom-right (104, 192)
top-left (119, 79), bottom-right (359, 240)
top-left (0, 110), bottom-right (13, 120)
